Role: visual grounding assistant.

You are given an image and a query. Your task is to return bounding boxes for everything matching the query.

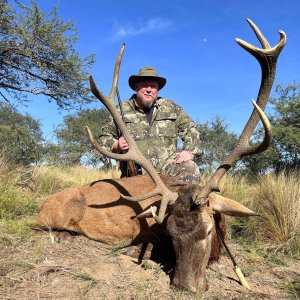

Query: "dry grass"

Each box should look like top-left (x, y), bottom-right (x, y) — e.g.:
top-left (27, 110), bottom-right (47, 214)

top-left (251, 172), bottom-right (300, 254)
top-left (208, 172), bottom-right (300, 256)
top-left (0, 154), bottom-right (38, 221)
top-left (0, 153), bottom-right (299, 299)
top-left (38, 164), bottom-right (120, 185)
top-left (218, 173), bottom-right (253, 204)
top-left (0, 153), bottom-right (31, 187)
top-left (0, 155), bottom-right (39, 246)
top-left (34, 164), bottom-right (121, 196)
top-left (1, 151), bottom-right (299, 256)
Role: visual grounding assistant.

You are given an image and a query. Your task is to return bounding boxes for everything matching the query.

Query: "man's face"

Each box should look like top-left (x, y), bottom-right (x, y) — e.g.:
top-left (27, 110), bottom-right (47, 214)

top-left (135, 80), bottom-right (159, 109)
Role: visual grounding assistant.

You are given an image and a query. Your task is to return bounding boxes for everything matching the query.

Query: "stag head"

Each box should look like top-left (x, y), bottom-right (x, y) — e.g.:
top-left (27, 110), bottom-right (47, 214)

top-left (86, 19), bottom-right (286, 292)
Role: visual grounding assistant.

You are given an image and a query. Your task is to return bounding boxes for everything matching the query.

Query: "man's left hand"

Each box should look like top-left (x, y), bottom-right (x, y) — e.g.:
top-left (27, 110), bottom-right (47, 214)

top-left (175, 151), bottom-right (194, 164)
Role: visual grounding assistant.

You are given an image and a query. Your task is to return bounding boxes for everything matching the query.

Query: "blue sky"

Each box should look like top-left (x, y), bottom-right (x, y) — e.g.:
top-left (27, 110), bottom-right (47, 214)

top-left (17, 0), bottom-right (300, 142)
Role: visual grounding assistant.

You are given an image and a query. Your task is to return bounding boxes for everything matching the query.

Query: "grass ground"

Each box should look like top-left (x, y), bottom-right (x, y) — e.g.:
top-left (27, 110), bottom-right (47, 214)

top-left (0, 158), bottom-right (299, 299)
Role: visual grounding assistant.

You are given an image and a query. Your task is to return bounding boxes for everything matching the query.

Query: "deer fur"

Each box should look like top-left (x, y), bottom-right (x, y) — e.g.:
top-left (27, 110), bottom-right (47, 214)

top-left (37, 174), bottom-right (255, 291)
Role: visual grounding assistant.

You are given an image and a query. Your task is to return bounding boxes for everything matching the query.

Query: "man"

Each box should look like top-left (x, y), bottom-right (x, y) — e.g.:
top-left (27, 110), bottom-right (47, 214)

top-left (98, 66), bottom-right (201, 184)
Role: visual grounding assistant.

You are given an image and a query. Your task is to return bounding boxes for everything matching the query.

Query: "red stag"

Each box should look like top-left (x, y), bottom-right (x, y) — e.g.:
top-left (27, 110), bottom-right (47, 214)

top-left (37, 19), bottom-right (286, 292)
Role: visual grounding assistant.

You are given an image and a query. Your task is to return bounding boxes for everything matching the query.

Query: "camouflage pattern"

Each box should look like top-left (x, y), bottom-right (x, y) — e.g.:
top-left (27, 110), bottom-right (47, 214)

top-left (98, 96), bottom-right (201, 178)
top-left (161, 154), bottom-right (201, 184)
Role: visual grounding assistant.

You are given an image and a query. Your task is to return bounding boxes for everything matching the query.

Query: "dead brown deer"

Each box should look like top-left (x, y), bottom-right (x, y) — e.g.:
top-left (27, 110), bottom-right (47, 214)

top-left (37, 19), bottom-right (286, 292)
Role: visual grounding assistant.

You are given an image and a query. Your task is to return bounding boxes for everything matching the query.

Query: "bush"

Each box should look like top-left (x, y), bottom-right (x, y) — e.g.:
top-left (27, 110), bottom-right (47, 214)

top-left (0, 154), bottom-right (39, 220)
top-left (251, 172), bottom-right (300, 255)
top-left (217, 172), bottom-right (300, 256)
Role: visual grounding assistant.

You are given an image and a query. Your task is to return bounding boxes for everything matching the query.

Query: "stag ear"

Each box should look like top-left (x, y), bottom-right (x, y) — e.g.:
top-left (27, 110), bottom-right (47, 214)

top-left (209, 193), bottom-right (258, 217)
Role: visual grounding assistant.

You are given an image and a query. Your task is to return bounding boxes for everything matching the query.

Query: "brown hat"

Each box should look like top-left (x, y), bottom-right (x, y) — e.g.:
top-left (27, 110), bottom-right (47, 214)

top-left (128, 66), bottom-right (166, 91)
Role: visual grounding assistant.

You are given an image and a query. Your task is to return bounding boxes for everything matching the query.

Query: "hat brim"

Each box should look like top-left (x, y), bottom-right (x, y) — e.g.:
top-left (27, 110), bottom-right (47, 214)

top-left (129, 75), bottom-right (166, 91)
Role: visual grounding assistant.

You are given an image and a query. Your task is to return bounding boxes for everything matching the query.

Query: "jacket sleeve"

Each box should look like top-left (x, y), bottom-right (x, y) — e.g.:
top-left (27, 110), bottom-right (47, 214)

top-left (176, 106), bottom-right (201, 157)
top-left (98, 114), bottom-right (119, 152)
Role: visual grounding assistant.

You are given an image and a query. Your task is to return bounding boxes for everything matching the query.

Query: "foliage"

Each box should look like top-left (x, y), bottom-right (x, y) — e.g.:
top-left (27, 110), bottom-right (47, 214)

top-left (227, 172), bottom-right (300, 256)
top-left (252, 172), bottom-right (300, 253)
top-left (53, 107), bottom-right (112, 166)
top-left (0, 0), bottom-right (95, 109)
top-left (196, 116), bottom-right (238, 174)
top-left (0, 154), bottom-right (39, 246)
top-left (0, 102), bottom-right (44, 165)
top-left (242, 83), bottom-right (300, 175)
top-left (270, 83), bottom-right (300, 171)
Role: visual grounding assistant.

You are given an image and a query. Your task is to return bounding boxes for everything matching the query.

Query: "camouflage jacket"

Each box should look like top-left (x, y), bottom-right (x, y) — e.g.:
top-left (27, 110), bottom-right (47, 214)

top-left (98, 96), bottom-right (201, 174)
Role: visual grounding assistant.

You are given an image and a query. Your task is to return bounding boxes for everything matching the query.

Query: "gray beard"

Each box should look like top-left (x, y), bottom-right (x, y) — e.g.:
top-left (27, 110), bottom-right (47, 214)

top-left (141, 99), bottom-right (154, 109)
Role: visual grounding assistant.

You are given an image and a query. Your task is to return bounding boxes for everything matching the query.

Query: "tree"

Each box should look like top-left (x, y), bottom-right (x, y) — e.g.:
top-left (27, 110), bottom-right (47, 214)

top-left (54, 108), bottom-right (112, 167)
top-left (197, 116), bottom-right (238, 174)
top-left (271, 83), bottom-right (300, 171)
top-left (243, 82), bottom-right (300, 174)
top-left (0, 0), bottom-right (95, 109)
top-left (0, 102), bottom-right (44, 165)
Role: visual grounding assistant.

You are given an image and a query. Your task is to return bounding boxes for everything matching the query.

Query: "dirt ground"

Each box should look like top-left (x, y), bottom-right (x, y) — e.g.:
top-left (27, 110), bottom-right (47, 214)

top-left (0, 231), bottom-right (299, 300)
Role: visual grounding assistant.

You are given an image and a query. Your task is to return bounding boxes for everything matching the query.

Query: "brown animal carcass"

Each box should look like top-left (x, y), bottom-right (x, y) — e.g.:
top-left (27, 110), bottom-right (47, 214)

top-left (37, 174), bottom-right (256, 291)
top-left (37, 19), bottom-right (286, 292)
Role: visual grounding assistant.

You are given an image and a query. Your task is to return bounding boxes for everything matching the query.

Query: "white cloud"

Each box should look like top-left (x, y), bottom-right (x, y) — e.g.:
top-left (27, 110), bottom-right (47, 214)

top-left (113, 17), bottom-right (172, 39)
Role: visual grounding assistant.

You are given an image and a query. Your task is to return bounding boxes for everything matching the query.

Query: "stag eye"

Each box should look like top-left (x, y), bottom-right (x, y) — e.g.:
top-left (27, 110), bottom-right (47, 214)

top-left (207, 226), bottom-right (213, 236)
top-left (190, 202), bottom-right (205, 213)
top-left (190, 203), bottom-right (198, 211)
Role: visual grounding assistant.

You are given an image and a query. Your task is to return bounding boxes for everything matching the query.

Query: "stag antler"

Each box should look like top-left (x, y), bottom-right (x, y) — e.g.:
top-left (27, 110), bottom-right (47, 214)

top-left (194, 19), bottom-right (286, 205)
top-left (86, 43), bottom-right (178, 224)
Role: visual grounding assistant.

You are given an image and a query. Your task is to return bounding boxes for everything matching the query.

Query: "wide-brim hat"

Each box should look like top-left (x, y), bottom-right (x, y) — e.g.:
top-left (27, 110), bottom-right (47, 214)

top-left (128, 66), bottom-right (166, 91)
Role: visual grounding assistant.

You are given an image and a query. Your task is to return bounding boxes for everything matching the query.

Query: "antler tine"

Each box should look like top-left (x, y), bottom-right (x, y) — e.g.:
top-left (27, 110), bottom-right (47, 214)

top-left (87, 120), bottom-right (178, 223)
top-left (89, 43), bottom-right (125, 106)
top-left (242, 100), bottom-right (272, 156)
top-left (194, 19), bottom-right (286, 205)
top-left (87, 44), bottom-right (178, 224)
top-left (109, 43), bottom-right (125, 99)
top-left (246, 18), bottom-right (271, 49)
top-left (235, 20), bottom-right (286, 141)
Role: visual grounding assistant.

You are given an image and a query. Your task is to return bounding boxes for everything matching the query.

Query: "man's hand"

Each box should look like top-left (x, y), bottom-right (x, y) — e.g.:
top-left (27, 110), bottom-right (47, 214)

top-left (175, 150), bottom-right (194, 163)
top-left (112, 137), bottom-right (129, 153)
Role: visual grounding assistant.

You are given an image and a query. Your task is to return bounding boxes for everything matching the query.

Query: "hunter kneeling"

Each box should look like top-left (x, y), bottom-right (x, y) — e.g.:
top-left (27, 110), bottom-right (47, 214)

top-left (98, 66), bottom-right (201, 184)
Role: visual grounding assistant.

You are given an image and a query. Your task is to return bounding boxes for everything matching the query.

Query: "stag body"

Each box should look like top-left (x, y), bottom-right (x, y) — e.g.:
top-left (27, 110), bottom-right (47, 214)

top-left (38, 175), bottom-right (171, 244)
top-left (38, 174), bottom-right (250, 291)
top-left (37, 19), bottom-right (286, 292)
